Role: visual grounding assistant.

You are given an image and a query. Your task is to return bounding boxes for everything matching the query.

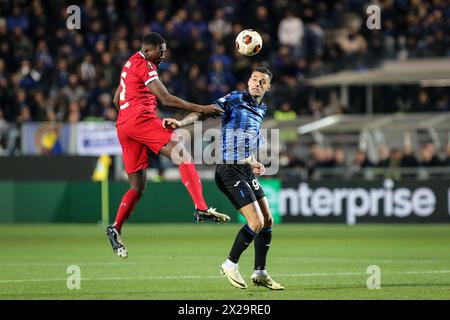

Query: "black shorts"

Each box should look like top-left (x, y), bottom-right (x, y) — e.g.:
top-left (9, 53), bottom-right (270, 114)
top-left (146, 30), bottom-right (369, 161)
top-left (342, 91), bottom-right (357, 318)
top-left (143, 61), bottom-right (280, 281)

top-left (215, 163), bottom-right (266, 210)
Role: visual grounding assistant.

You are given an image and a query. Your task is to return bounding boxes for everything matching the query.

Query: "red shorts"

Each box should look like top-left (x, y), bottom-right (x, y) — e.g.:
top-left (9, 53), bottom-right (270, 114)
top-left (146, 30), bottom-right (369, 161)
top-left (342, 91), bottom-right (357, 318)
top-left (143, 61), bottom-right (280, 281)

top-left (116, 116), bottom-right (174, 174)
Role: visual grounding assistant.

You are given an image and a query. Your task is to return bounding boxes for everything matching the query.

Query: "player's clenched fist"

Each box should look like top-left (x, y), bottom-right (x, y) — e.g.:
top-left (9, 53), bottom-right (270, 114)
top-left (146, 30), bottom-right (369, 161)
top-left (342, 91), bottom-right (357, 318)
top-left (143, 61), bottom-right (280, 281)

top-left (251, 161), bottom-right (265, 176)
top-left (162, 118), bottom-right (181, 129)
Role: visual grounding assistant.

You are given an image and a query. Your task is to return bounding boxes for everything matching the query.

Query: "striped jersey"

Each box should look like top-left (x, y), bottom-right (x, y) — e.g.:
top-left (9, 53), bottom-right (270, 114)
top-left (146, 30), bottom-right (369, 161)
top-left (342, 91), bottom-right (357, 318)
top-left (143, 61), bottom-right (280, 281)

top-left (214, 90), bottom-right (267, 161)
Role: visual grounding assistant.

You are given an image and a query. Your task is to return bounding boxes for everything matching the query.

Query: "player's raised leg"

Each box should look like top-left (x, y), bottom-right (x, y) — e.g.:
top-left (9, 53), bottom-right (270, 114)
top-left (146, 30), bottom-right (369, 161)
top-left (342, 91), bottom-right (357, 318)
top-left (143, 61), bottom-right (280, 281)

top-left (220, 201), bottom-right (264, 289)
top-left (106, 170), bottom-right (146, 259)
top-left (159, 139), bottom-right (230, 223)
top-left (251, 197), bottom-right (284, 290)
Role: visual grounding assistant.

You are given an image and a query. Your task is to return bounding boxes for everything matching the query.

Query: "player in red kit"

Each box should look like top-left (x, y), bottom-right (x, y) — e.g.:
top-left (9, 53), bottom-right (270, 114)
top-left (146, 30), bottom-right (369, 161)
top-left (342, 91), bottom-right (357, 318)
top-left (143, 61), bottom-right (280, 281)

top-left (106, 33), bottom-right (230, 259)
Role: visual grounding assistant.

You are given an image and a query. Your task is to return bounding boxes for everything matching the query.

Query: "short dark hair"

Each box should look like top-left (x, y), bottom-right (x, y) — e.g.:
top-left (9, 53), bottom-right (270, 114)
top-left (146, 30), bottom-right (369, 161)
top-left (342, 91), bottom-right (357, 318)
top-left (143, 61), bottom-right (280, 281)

top-left (253, 67), bottom-right (273, 81)
top-left (142, 32), bottom-right (165, 47)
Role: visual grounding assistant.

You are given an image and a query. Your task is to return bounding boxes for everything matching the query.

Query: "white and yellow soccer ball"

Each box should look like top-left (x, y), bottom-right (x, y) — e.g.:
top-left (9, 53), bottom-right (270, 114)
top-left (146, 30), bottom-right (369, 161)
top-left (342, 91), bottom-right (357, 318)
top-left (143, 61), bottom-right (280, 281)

top-left (235, 29), bottom-right (263, 56)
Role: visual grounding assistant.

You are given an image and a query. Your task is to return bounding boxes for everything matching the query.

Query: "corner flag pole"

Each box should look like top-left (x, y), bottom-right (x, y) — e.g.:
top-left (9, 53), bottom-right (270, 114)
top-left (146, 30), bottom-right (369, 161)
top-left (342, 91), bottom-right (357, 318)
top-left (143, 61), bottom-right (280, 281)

top-left (92, 154), bottom-right (112, 227)
top-left (101, 177), bottom-right (109, 227)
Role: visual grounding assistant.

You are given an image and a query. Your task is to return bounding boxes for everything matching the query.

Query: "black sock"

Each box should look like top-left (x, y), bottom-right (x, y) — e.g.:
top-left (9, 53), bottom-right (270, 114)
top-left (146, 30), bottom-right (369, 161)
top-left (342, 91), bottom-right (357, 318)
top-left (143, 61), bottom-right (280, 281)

top-left (254, 227), bottom-right (272, 270)
top-left (228, 225), bottom-right (257, 263)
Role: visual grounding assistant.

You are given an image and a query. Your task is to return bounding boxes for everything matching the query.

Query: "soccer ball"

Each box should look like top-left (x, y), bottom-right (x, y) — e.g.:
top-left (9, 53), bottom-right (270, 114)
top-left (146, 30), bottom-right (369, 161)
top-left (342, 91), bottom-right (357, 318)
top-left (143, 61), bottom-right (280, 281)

top-left (235, 29), bottom-right (263, 56)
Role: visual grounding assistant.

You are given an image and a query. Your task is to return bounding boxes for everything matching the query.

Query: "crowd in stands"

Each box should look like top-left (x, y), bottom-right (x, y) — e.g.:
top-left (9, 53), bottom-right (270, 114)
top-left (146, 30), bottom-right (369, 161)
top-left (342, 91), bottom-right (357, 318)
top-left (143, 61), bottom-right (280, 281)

top-left (0, 0), bottom-right (449, 156)
top-left (282, 142), bottom-right (450, 178)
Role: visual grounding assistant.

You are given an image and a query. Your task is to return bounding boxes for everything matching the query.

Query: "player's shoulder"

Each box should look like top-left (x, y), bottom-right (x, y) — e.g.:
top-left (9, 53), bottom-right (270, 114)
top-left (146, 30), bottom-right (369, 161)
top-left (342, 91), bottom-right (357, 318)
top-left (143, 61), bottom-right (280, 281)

top-left (226, 90), bottom-right (245, 102)
top-left (122, 52), bottom-right (139, 70)
top-left (231, 90), bottom-right (250, 104)
top-left (129, 52), bottom-right (157, 71)
top-left (231, 90), bottom-right (245, 97)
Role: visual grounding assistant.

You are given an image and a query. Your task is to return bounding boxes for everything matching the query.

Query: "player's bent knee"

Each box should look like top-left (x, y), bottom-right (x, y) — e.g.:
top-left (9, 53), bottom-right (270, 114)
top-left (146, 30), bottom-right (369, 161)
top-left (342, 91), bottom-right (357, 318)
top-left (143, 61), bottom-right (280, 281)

top-left (132, 185), bottom-right (146, 197)
top-left (249, 219), bottom-right (264, 233)
top-left (264, 216), bottom-right (274, 228)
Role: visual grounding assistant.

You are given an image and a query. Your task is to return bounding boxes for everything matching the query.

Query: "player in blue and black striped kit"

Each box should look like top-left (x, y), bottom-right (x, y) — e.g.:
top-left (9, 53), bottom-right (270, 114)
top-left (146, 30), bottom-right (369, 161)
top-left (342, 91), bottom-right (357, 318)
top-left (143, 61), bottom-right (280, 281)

top-left (163, 67), bottom-right (284, 290)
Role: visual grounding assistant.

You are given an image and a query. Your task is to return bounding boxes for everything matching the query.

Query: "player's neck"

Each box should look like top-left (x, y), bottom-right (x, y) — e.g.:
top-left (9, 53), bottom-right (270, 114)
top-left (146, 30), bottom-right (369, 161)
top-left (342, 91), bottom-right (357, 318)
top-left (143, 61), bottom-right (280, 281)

top-left (251, 94), bottom-right (264, 106)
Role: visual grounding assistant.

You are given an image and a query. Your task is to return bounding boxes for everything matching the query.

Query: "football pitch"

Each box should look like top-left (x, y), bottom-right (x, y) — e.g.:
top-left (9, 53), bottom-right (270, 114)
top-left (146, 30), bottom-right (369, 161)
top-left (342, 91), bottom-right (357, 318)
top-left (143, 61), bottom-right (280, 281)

top-left (1, 224), bottom-right (450, 300)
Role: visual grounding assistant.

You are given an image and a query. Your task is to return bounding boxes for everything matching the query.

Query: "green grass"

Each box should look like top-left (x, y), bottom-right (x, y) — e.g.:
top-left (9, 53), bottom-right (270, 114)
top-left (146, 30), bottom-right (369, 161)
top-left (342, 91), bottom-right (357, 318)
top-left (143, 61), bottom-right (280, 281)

top-left (1, 224), bottom-right (450, 299)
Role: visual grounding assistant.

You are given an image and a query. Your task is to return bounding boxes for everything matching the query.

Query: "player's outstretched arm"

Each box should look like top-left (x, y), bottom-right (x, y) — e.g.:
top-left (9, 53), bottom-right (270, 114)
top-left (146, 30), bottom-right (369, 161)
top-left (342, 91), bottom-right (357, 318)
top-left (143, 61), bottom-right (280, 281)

top-left (147, 79), bottom-right (223, 117)
top-left (162, 111), bottom-right (205, 129)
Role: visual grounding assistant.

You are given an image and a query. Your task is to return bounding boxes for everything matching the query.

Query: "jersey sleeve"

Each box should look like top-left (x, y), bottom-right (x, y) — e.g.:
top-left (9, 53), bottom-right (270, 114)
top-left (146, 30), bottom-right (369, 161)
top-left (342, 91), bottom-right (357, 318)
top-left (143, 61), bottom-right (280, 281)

top-left (137, 61), bottom-right (159, 85)
top-left (214, 93), bottom-right (232, 112)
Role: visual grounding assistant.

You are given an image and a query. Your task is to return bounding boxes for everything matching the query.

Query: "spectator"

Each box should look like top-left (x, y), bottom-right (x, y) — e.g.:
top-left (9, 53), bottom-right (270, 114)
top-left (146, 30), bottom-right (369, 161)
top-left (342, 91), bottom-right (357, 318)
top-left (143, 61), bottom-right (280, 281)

top-left (36, 40), bottom-right (53, 70)
top-left (33, 91), bottom-right (56, 122)
top-left (208, 59), bottom-right (235, 100)
top-left (185, 65), bottom-right (210, 104)
top-left (302, 5), bottom-right (326, 59)
top-left (54, 59), bottom-right (70, 87)
top-left (187, 10), bottom-right (209, 41)
top-left (377, 144), bottom-right (390, 167)
top-left (0, 108), bottom-right (19, 156)
top-left (88, 78), bottom-right (110, 117)
top-left (278, 8), bottom-right (304, 58)
top-left (307, 143), bottom-right (336, 170)
top-left (67, 102), bottom-right (82, 123)
top-left (209, 43), bottom-right (233, 70)
top-left (231, 49), bottom-right (252, 82)
top-left (324, 91), bottom-right (345, 116)
top-left (310, 98), bottom-right (325, 119)
top-left (126, 0), bottom-right (146, 30)
top-left (412, 90), bottom-right (432, 112)
top-left (105, 0), bottom-right (119, 25)
top-left (335, 26), bottom-right (368, 69)
top-left (80, 54), bottom-right (96, 83)
top-left (97, 52), bottom-right (117, 87)
top-left (17, 105), bottom-right (32, 124)
top-left (151, 10), bottom-right (168, 36)
top-left (188, 39), bottom-right (211, 73)
top-left (98, 93), bottom-right (117, 121)
top-left (436, 94), bottom-right (449, 111)
top-left (420, 143), bottom-right (442, 167)
top-left (72, 34), bottom-right (87, 62)
top-left (274, 102), bottom-right (297, 121)
top-left (208, 8), bottom-right (232, 41)
top-left (388, 148), bottom-right (403, 168)
top-left (62, 74), bottom-right (87, 104)
top-left (334, 147), bottom-right (346, 167)
top-left (7, 6), bottom-right (29, 32)
top-left (322, 147), bottom-right (337, 167)
top-left (442, 145), bottom-right (450, 166)
top-left (401, 144), bottom-right (420, 167)
top-left (86, 20), bottom-right (108, 50)
top-left (284, 153), bottom-right (306, 169)
top-left (172, 8), bottom-right (190, 40)
top-left (353, 149), bottom-right (373, 169)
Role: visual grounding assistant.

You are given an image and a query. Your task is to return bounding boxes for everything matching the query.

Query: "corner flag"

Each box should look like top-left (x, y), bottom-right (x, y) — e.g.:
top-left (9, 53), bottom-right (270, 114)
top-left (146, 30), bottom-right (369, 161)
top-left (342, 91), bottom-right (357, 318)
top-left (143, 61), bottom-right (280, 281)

top-left (92, 154), bottom-right (112, 226)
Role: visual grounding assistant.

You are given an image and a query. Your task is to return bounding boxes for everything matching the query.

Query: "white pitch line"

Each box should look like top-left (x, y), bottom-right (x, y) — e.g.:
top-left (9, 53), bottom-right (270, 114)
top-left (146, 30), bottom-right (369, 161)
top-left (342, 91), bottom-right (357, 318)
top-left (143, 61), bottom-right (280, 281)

top-left (1, 257), bottom-right (448, 268)
top-left (274, 257), bottom-right (447, 264)
top-left (1, 270), bottom-right (450, 284)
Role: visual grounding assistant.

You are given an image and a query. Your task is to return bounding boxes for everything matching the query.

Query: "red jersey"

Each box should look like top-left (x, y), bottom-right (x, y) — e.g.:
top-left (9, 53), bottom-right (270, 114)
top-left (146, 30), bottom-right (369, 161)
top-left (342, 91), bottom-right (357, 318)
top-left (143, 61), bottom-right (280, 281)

top-left (116, 51), bottom-right (159, 125)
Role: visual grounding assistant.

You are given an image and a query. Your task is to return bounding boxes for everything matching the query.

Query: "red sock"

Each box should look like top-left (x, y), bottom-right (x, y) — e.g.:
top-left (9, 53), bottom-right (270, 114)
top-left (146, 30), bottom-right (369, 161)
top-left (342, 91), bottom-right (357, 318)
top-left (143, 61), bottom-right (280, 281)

top-left (179, 162), bottom-right (208, 211)
top-left (114, 189), bottom-right (141, 232)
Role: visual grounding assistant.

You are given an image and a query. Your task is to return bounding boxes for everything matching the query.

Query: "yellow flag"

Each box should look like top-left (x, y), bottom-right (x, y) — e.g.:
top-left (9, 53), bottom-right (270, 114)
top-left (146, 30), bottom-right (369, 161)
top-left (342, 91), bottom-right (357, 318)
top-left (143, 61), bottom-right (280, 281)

top-left (92, 154), bottom-right (112, 182)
